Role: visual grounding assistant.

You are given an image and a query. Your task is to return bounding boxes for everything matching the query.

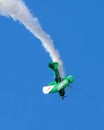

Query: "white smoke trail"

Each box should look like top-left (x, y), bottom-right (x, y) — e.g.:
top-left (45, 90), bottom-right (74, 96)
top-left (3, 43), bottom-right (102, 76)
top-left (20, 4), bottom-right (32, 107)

top-left (0, 0), bottom-right (65, 77)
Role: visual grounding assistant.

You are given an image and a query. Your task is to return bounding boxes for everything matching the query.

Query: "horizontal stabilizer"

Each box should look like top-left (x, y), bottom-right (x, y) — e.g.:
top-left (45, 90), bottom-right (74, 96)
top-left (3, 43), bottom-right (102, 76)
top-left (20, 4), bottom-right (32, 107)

top-left (48, 62), bottom-right (59, 71)
top-left (42, 85), bottom-right (54, 94)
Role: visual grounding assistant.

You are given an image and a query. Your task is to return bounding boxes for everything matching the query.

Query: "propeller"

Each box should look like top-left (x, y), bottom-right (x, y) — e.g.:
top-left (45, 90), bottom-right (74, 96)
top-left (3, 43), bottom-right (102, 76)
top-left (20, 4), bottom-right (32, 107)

top-left (61, 95), bottom-right (67, 100)
top-left (68, 85), bottom-right (72, 90)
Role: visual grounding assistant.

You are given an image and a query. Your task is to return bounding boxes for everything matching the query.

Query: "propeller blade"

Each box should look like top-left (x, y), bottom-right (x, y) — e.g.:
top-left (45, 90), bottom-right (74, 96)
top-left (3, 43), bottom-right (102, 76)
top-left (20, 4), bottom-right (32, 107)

top-left (68, 85), bottom-right (72, 90)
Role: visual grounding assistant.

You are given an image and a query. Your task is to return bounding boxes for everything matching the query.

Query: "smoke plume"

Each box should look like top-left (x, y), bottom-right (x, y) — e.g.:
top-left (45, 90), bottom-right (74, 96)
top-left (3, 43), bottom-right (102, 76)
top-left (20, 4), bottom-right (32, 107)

top-left (0, 0), bottom-right (65, 77)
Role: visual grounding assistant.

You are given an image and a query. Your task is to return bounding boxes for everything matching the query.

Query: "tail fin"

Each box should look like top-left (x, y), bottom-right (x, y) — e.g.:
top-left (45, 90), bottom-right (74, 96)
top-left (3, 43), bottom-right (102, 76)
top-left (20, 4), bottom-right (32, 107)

top-left (48, 62), bottom-right (59, 71)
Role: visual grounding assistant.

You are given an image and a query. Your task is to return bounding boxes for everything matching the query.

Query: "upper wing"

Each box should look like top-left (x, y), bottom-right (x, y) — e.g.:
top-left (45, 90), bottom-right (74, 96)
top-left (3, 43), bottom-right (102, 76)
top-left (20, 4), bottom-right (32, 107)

top-left (42, 85), bottom-right (55, 94)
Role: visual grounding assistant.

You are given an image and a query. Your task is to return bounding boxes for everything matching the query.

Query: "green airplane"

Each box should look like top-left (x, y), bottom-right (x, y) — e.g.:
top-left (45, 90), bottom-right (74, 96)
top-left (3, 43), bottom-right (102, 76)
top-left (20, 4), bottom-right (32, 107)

top-left (42, 62), bottom-right (74, 99)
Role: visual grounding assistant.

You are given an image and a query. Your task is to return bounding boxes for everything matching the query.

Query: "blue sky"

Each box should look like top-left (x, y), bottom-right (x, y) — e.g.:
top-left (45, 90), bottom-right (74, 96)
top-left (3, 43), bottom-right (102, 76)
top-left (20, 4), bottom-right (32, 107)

top-left (0, 0), bottom-right (104, 129)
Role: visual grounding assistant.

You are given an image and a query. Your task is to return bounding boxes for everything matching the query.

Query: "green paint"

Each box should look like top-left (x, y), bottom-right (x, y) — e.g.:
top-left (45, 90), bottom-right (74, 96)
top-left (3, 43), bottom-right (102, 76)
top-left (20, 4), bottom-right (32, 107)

top-left (49, 76), bottom-right (74, 93)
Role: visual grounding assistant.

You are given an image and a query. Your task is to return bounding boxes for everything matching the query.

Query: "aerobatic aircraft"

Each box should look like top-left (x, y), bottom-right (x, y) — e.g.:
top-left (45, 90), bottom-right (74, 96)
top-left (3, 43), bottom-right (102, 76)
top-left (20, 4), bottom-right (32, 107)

top-left (42, 62), bottom-right (74, 99)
